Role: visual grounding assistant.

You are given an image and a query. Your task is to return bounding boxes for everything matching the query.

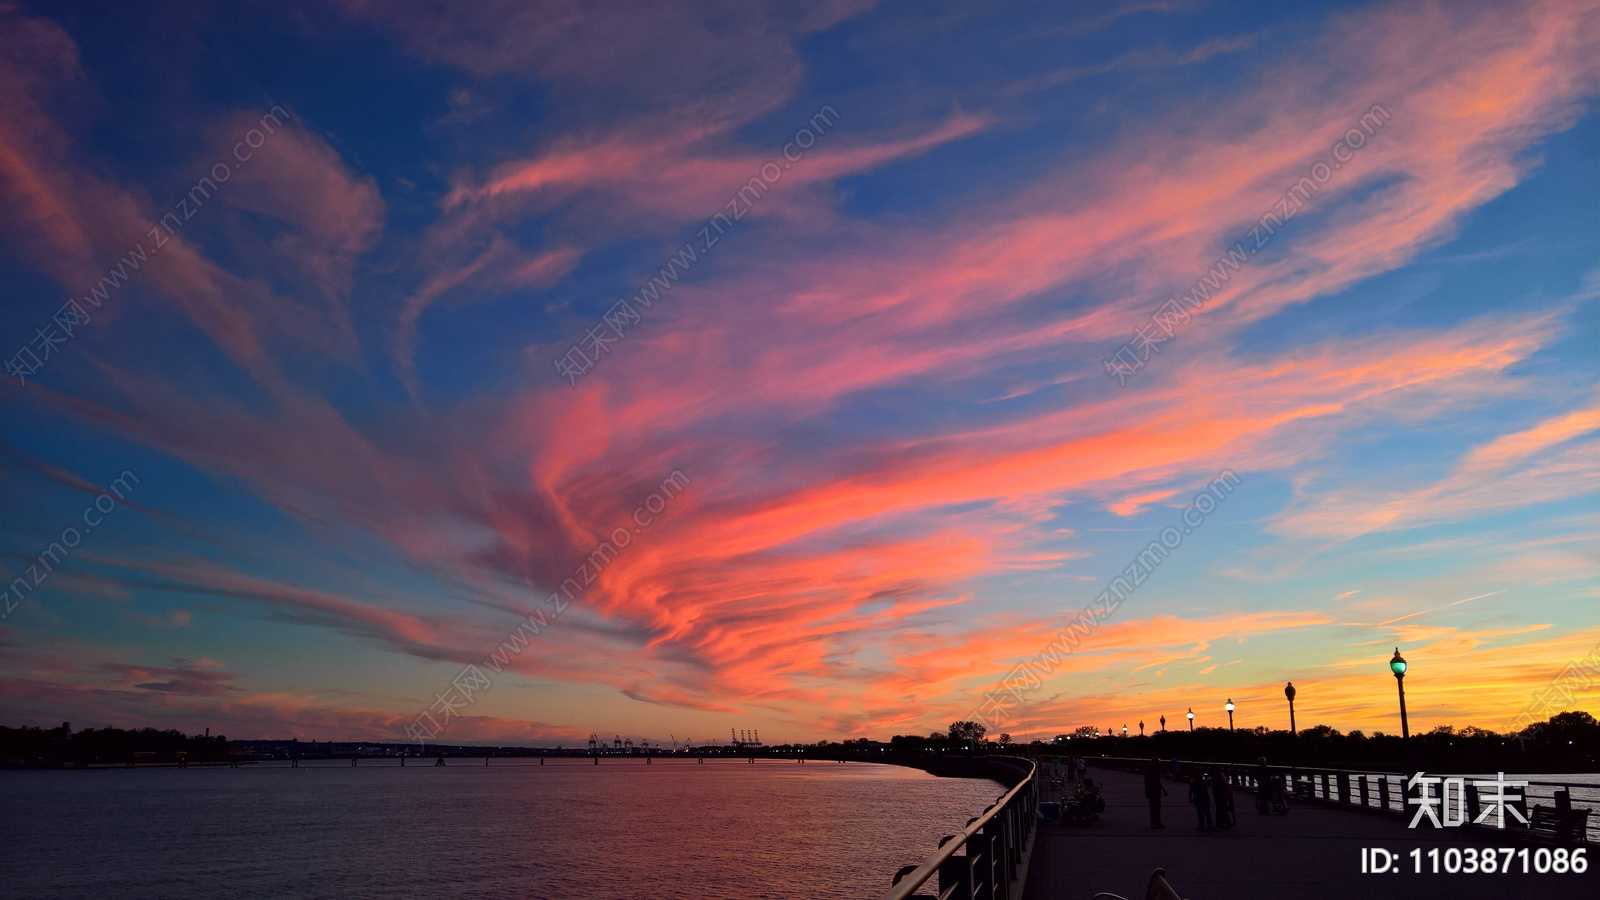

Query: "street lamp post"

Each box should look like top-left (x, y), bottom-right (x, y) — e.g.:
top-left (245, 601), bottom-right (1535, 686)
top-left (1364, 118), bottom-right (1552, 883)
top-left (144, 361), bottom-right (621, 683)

top-left (1139, 720), bottom-right (1145, 737)
top-left (1226, 698), bottom-right (1235, 732)
top-left (1187, 707), bottom-right (1194, 731)
top-left (1391, 648), bottom-right (1410, 739)
top-left (1122, 725), bottom-right (1128, 737)
top-left (1284, 681), bottom-right (1297, 735)
top-left (1160, 715), bottom-right (1166, 732)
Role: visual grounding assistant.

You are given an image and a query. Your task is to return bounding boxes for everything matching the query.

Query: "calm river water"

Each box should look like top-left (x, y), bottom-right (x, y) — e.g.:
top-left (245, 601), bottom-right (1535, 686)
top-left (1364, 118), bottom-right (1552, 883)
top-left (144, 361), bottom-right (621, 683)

top-left (0, 759), bottom-right (1001, 899)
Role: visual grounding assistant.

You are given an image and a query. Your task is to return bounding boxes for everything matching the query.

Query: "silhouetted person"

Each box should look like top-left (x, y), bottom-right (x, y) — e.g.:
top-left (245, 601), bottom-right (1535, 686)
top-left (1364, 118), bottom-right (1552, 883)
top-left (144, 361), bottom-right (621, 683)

top-left (1210, 768), bottom-right (1234, 830)
top-left (1189, 772), bottom-right (1213, 830)
top-left (1144, 758), bottom-right (1168, 828)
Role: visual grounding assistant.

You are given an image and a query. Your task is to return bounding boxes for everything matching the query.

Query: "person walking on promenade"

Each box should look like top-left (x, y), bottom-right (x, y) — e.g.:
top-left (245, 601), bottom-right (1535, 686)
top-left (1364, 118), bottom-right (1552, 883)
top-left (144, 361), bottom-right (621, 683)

top-left (1189, 771), bottom-right (1213, 831)
top-left (1210, 768), bottom-right (1234, 830)
top-left (1144, 758), bottom-right (1168, 828)
top-left (1076, 756), bottom-right (1086, 783)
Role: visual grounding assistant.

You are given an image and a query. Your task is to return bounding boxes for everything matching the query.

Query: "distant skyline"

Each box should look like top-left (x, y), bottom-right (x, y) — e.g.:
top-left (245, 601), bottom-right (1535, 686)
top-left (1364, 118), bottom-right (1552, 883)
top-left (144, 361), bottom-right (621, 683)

top-left (1, 0), bottom-right (1596, 746)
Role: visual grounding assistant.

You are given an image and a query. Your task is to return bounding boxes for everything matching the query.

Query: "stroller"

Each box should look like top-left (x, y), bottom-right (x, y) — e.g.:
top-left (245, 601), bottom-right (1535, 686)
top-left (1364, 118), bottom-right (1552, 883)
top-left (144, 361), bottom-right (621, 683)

top-left (1255, 774), bottom-right (1290, 815)
top-left (1061, 777), bottom-right (1107, 826)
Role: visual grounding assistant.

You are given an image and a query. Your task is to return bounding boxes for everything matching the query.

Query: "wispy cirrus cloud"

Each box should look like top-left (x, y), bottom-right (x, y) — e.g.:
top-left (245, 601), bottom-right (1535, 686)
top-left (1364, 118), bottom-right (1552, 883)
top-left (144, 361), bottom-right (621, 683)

top-left (1274, 401), bottom-right (1600, 540)
top-left (2, 0), bottom-right (1595, 742)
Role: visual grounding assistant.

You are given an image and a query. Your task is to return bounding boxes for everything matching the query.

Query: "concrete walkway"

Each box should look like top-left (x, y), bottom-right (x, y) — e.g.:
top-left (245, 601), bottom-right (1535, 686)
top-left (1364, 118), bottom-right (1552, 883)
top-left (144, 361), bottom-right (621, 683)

top-left (1022, 763), bottom-right (1598, 900)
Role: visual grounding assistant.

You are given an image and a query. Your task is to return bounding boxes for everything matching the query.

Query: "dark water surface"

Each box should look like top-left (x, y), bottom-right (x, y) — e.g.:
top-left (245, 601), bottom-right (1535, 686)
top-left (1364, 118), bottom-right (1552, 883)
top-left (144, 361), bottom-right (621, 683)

top-left (0, 759), bottom-right (1001, 899)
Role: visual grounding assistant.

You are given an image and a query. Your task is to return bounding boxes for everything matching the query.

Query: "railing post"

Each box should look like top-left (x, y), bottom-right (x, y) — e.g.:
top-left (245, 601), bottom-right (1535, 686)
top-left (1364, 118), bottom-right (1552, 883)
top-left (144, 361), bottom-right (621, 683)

top-left (1358, 775), bottom-right (1369, 808)
top-left (966, 840), bottom-right (984, 900)
top-left (998, 807), bottom-right (1013, 890)
top-left (1006, 804), bottom-right (1016, 864)
top-left (1379, 775), bottom-right (1391, 812)
top-left (1466, 783), bottom-right (1480, 823)
top-left (938, 850), bottom-right (973, 900)
top-left (995, 826), bottom-right (1008, 900)
top-left (1006, 806), bottom-right (1019, 884)
top-left (975, 831), bottom-right (995, 900)
top-left (981, 821), bottom-right (1006, 900)
top-left (1023, 779), bottom-right (1035, 844)
top-left (1338, 772), bottom-right (1351, 804)
top-left (965, 838), bottom-right (981, 900)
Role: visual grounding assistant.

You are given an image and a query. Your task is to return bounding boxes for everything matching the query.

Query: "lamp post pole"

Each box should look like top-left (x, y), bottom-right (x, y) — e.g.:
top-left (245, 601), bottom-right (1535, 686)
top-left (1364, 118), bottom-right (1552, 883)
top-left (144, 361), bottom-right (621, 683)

top-left (1139, 720), bottom-right (1145, 737)
top-left (1226, 698), bottom-right (1235, 732)
top-left (1391, 648), bottom-right (1410, 739)
top-left (1284, 681), bottom-right (1297, 735)
top-left (1187, 707), bottom-right (1194, 732)
top-left (1160, 715), bottom-right (1166, 732)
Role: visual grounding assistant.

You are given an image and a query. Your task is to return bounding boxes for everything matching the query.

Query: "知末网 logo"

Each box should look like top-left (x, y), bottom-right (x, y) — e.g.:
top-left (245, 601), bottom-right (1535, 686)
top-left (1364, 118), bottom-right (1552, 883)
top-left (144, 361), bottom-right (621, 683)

top-left (1407, 772), bottom-right (1529, 829)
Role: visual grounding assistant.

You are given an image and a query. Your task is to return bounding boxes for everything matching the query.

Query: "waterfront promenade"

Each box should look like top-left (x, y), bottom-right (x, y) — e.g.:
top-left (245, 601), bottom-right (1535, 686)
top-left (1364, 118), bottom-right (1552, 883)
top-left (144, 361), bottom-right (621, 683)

top-left (1022, 764), bottom-right (1598, 900)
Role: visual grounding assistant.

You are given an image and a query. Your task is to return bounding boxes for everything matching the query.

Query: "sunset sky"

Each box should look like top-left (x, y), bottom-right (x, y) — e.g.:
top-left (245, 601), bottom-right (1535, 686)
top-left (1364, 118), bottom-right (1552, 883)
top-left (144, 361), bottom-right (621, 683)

top-left (1, 0), bottom-right (1596, 746)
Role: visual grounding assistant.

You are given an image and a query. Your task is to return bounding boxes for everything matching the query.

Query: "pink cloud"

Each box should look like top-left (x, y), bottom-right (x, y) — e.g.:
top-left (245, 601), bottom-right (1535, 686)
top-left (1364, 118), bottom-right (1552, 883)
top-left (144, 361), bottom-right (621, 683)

top-left (0, 12), bottom-right (386, 379)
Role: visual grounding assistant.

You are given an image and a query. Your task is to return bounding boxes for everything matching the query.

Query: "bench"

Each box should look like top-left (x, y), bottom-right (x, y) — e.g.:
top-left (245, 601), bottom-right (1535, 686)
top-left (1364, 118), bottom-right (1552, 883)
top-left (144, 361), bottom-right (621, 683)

top-left (1530, 805), bottom-right (1590, 842)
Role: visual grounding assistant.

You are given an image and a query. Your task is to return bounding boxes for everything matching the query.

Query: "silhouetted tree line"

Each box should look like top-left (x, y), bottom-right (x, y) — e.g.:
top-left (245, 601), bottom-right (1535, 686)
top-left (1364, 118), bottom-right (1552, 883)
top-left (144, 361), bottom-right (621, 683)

top-left (887, 712), bottom-right (1598, 773)
top-left (1, 722), bottom-right (232, 767)
top-left (8, 711), bottom-right (1594, 771)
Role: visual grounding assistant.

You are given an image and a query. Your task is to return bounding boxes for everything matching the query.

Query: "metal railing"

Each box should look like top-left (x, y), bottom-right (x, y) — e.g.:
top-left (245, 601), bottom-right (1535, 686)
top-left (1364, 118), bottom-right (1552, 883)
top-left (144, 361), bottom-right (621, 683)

top-left (883, 757), bottom-right (1038, 900)
top-left (1091, 756), bottom-right (1597, 843)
